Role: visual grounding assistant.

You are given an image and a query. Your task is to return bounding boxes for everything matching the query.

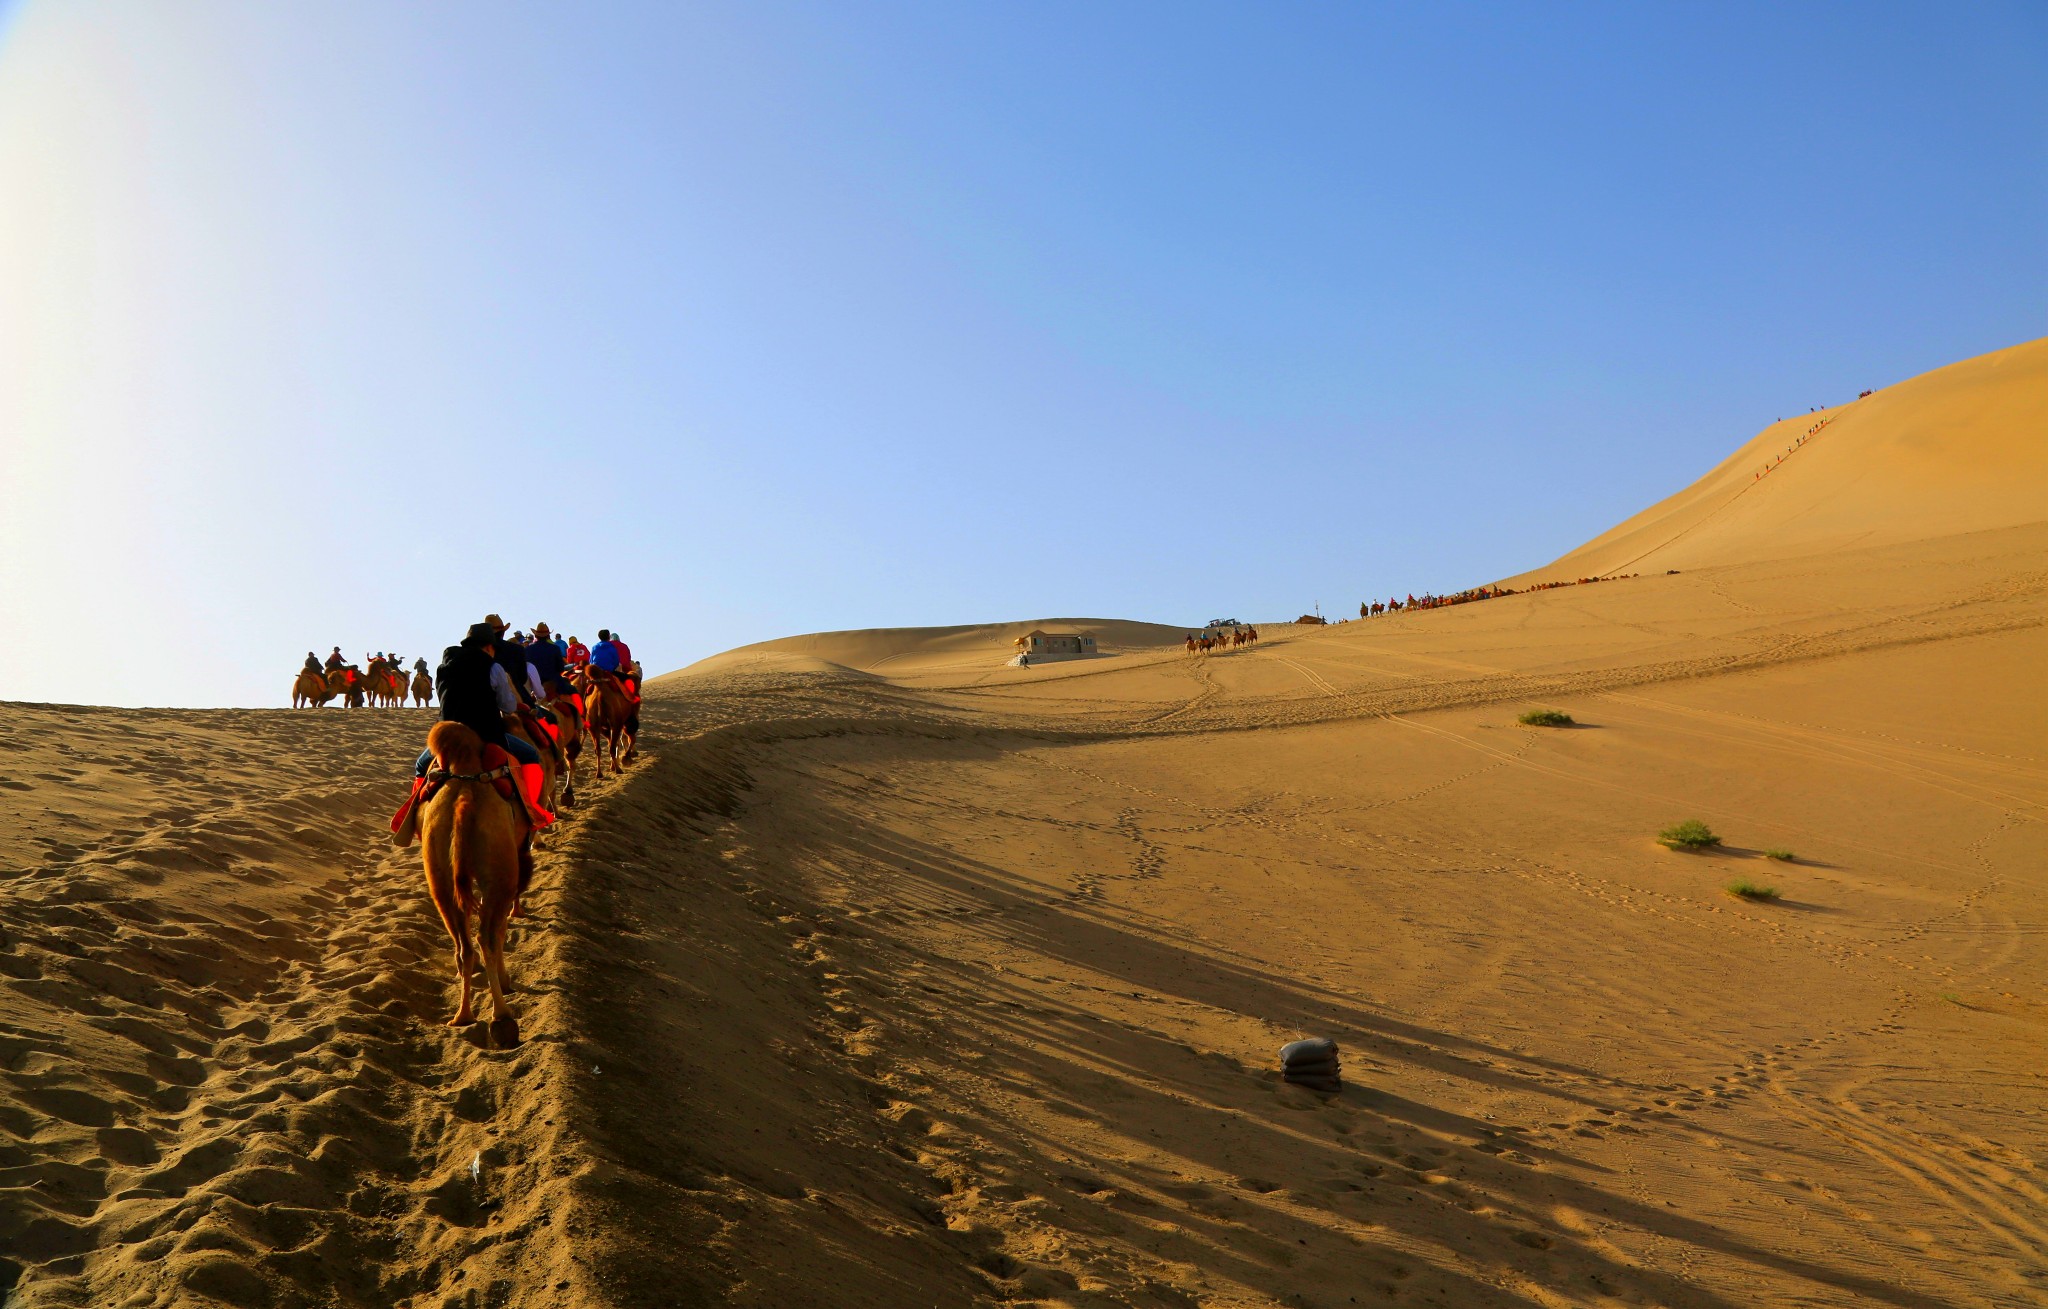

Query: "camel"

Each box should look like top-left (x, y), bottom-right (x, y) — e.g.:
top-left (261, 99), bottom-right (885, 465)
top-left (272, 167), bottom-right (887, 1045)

top-left (366, 660), bottom-right (405, 708)
top-left (506, 708), bottom-right (567, 821)
top-left (292, 669), bottom-right (329, 708)
top-left (417, 721), bottom-right (524, 1047)
top-left (412, 670), bottom-right (433, 707)
top-left (543, 688), bottom-right (585, 808)
top-left (584, 669), bottom-right (637, 779)
top-left (325, 668), bottom-right (354, 704)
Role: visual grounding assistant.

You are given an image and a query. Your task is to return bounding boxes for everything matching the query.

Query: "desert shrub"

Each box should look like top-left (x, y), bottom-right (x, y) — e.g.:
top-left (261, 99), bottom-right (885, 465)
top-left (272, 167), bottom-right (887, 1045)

top-left (1726, 879), bottom-right (1779, 901)
top-left (1518, 709), bottom-right (1574, 727)
top-left (1762, 848), bottom-right (1796, 862)
top-left (1657, 819), bottom-right (1720, 850)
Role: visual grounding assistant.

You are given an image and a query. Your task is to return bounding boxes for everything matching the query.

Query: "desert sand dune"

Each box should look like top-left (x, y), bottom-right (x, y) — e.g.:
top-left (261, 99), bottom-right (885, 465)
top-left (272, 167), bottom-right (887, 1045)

top-left (1501, 336), bottom-right (2048, 585)
top-left (683, 617), bottom-right (1190, 679)
top-left (3, 340), bottom-right (2043, 1307)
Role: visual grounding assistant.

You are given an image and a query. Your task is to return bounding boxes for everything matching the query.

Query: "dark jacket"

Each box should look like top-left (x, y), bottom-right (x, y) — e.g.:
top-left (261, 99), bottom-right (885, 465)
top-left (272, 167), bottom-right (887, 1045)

top-left (526, 637), bottom-right (564, 692)
top-left (437, 642), bottom-right (507, 745)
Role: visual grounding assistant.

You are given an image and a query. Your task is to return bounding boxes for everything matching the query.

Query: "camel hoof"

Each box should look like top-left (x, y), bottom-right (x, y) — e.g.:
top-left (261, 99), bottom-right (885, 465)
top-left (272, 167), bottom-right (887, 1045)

top-left (488, 1016), bottom-right (522, 1049)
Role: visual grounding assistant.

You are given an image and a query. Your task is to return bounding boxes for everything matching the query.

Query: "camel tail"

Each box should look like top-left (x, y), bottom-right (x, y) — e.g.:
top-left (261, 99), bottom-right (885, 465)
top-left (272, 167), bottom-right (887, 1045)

top-left (449, 790), bottom-right (484, 915)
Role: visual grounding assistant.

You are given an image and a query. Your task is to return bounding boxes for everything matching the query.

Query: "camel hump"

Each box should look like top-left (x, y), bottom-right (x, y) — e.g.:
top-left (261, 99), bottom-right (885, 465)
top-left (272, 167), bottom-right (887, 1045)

top-left (427, 721), bottom-right (485, 774)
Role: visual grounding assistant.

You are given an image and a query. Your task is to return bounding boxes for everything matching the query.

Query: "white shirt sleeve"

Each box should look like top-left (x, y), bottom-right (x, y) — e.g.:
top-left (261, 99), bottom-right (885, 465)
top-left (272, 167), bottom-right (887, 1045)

top-left (489, 663), bottom-right (518, 714)
top-left (525, 663), bottom-right (544, 700)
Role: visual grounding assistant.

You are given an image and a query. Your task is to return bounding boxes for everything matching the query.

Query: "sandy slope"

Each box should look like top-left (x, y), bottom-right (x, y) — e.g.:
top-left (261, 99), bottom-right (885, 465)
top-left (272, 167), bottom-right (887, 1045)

top-left (1501, 336), bottom-right (2048, 585)
top-left (3, 340), bottom-right (2044, 1308)
top-left (683, 618), bottom-right (1193, 684)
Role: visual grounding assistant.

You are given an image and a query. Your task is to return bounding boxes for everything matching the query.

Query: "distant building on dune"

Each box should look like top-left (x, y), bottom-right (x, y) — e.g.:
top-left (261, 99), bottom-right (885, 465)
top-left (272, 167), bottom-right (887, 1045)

top-left (1012, 629), bottom-right (1098, 662)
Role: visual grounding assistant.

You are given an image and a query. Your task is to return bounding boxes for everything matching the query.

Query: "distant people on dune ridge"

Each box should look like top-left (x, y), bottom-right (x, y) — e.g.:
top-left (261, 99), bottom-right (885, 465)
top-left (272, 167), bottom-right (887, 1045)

top-left (1357, 574), bottom-right (1642, 620)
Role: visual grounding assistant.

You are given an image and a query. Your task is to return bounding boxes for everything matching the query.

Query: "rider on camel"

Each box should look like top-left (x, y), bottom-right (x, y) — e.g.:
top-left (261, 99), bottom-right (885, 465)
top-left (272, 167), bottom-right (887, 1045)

top-left (303, 651), bottom-right (323, 677)
top-left (527, 622), bottom-right (566, 697)
top-left (391, 624), bottom-right (552, 901)
top-left (484, 614), bottom-right (544, 706)
top-left (565, 635), bottom-right (590, 668)
top-left (325, 647), bottom-right (345, 673)
top-left (591, 630), bottom-right (636, 698)
top-left (412, 624), bottom-right (541, 771)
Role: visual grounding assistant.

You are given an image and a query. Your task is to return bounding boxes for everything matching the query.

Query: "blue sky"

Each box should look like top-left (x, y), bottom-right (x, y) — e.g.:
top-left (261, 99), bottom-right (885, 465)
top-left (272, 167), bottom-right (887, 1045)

top-left (1, 1), bottom-right (2042, 706)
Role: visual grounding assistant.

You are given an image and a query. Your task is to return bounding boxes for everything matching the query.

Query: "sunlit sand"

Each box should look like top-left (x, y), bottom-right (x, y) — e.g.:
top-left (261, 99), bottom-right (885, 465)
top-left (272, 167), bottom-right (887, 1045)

top-left (2, 338), bottom-right (2042, 1306)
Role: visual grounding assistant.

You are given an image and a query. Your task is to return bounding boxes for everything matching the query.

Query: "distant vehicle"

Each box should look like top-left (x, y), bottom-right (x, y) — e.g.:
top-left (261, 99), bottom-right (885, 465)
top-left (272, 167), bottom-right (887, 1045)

top-left (1205, 618), bottom-right (1241, 629)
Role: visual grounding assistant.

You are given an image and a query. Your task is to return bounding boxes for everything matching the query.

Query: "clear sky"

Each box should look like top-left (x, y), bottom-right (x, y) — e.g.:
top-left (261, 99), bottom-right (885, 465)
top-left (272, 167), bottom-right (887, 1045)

top-left (1, 1), bottom-right (2042, 707)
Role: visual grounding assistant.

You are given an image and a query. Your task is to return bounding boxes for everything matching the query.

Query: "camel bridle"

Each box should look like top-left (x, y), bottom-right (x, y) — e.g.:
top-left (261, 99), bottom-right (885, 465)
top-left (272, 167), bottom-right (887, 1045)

top-left (427, 764), bottom-right (513, 785)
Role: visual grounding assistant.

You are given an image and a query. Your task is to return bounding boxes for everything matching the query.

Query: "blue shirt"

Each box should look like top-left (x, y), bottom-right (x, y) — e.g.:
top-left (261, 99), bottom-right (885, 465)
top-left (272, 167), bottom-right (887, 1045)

top-left (591, 640), bottom-right (622, 672)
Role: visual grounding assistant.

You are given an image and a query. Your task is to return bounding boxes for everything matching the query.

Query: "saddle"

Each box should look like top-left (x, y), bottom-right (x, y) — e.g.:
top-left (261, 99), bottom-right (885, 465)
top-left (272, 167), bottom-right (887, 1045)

top-left (519, 704), bottom-right (560, 747)
top-left (591, 667), bottom-right (640, 704)
top-left (390, 742), bottom-right (553, 839)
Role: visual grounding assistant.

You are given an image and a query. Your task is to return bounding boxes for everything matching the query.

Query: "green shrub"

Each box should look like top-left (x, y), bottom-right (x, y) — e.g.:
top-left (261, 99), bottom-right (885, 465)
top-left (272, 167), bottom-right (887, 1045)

top-left (1762, 848), bottom-right (1796, 862)
top-left (1726, 879), bottom-right (1779, 901)
top-left (1657, 819), bottom-right (1720, 850)
top-left (1518, 709), bottom-right (1574, 727)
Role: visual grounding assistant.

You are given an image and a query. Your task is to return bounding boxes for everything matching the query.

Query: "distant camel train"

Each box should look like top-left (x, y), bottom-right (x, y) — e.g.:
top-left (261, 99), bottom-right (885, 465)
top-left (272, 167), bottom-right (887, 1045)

top-left (1186, 626), bottom-right (1258, 655)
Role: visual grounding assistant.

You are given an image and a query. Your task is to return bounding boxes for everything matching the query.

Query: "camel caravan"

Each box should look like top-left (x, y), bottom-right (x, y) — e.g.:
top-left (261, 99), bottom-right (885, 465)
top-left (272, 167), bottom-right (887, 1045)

top-left (291, 652), bottom-right (424, 708)
top-left (1356, 573), bottom-right (1641, 620)
top-left (379, 618), bottom-right (643, 1048)
top-left (1186, 622), bottom-right (1259, 655)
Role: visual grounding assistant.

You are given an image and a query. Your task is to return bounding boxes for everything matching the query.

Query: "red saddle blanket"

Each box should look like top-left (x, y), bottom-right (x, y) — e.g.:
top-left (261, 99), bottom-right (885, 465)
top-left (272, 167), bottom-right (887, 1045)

top-left (390, 744), bottom-right (534, 833)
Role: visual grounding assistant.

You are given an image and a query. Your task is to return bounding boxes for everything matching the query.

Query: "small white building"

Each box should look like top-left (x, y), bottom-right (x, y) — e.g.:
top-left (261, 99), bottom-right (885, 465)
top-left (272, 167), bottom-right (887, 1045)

top-left (1012, 629), bottom-right (1097, 660)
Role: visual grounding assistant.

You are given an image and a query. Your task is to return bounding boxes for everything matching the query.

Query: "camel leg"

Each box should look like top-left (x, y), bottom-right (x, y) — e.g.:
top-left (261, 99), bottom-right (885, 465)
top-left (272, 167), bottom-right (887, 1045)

top-left (425, 863), bottom-right (477, 1025)
top-left (483, 901), bottom-right (519, 1048)
top-left (423, 816), bottom-right (487, 1027)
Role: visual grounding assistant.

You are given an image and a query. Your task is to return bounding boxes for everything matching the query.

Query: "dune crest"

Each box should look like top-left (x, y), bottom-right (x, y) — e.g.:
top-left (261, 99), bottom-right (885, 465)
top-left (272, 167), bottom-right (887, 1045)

top-left (1502, 336), bottom-right (2048, 585)
top-left (675, 617), bottom-right (1190, 681)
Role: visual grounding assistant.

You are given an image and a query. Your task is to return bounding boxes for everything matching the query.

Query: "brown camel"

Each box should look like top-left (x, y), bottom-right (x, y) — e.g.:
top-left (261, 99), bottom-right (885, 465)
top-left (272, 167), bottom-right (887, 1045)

top-left (411, 670), bottom-right (433, 707)
top-left (418, 721), bottom-right (524, 1047)
top-left (543, 688), bottom-right (585, 808)
top-left (366, 660), bottom-right (405, 708)
top-left (507, 707), bottom-right (567, 818)
top-left (584, 669), bottom-right (637, 779)
top-left (292, 669), bottom-right (329, 708)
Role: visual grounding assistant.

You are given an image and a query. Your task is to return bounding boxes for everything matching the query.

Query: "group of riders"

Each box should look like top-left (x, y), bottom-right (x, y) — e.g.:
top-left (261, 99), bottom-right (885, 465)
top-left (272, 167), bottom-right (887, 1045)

top-left (295, 629), bottom-right (623, 709)
top-left (1185, 625), bottom-right (1259, 654)
top-left (382, 614), bottom-right (645, 1046)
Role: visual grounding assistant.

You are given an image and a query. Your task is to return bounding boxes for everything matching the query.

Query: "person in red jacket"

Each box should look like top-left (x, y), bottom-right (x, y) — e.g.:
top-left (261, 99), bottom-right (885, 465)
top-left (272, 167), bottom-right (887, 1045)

top-left (565, 636), bottom-right (590, 668)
